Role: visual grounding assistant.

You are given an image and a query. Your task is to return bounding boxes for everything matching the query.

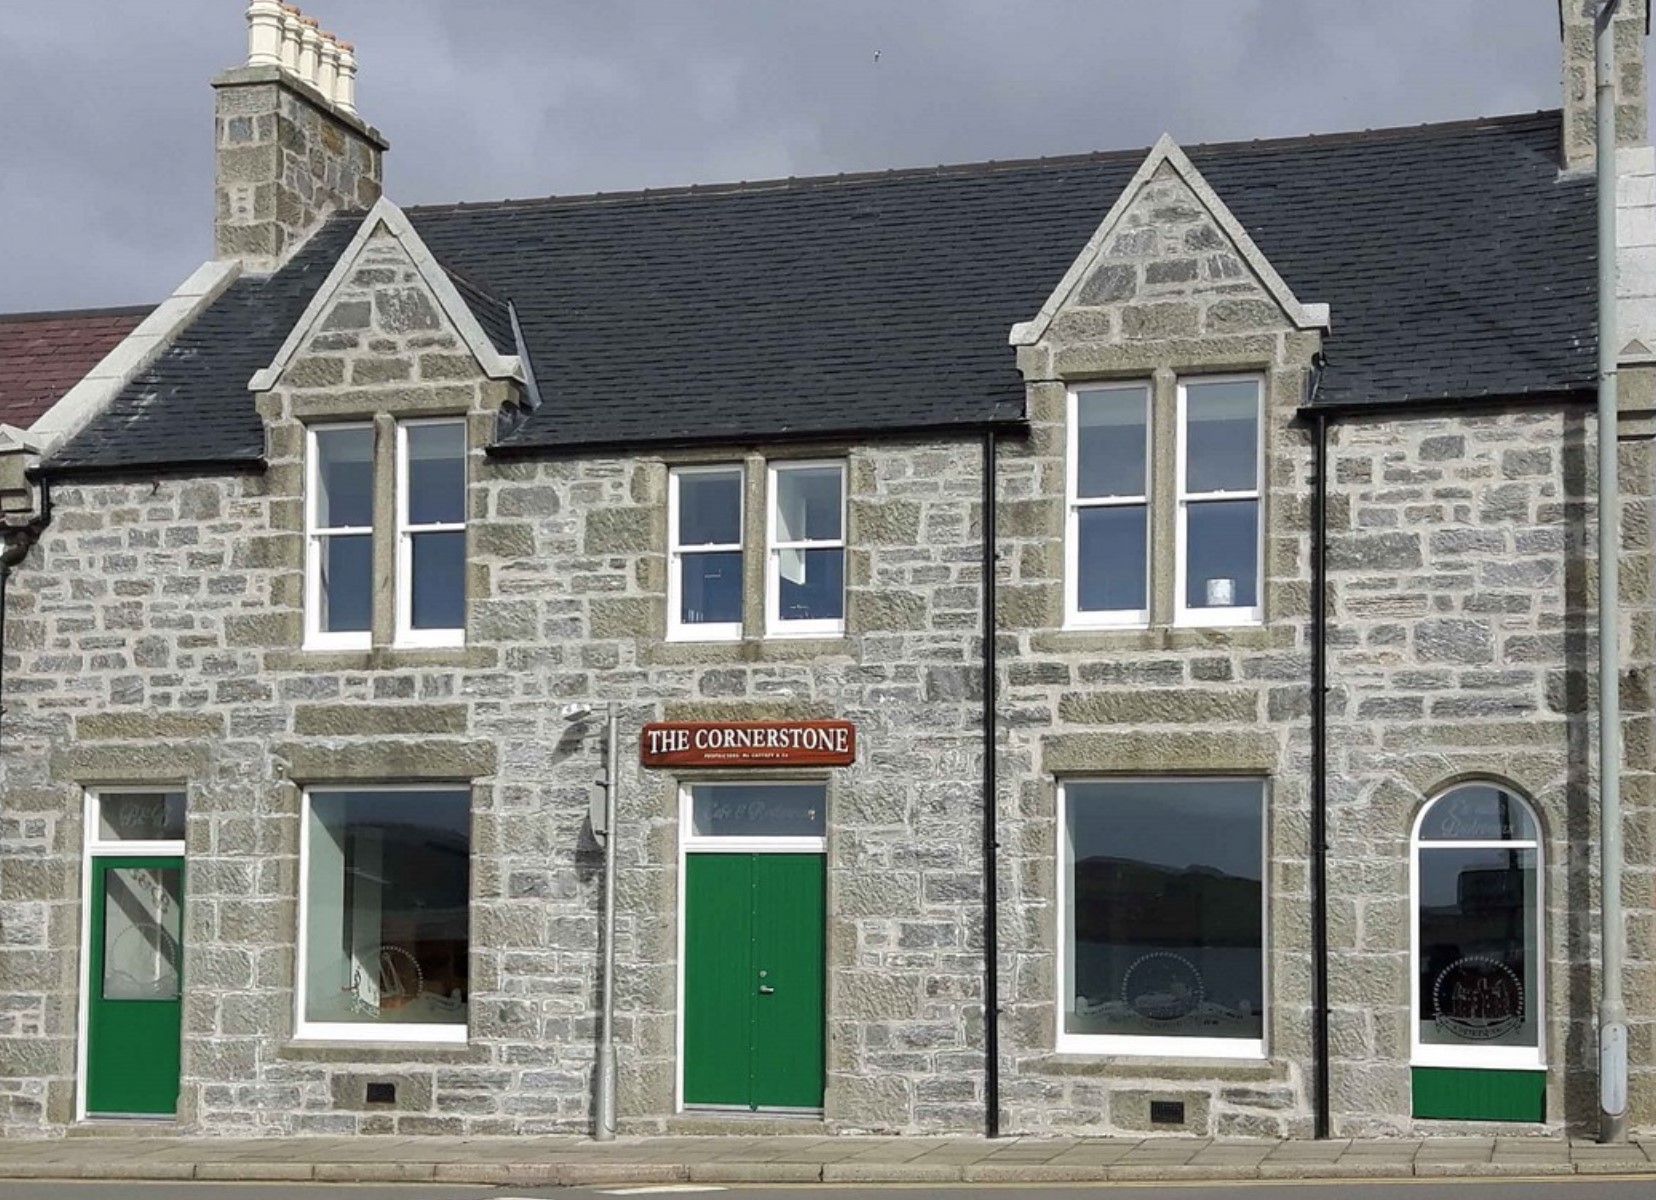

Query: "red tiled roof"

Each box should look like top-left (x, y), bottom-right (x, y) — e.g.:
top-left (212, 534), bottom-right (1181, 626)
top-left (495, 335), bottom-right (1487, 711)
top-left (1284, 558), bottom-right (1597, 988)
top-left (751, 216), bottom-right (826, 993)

top-left (0, 306), bottom-right (154, 429)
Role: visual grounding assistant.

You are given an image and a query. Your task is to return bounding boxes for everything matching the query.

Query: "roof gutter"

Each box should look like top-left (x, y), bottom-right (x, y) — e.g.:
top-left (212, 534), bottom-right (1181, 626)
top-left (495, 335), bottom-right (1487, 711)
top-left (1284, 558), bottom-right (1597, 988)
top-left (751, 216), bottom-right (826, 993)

top-left (31, 457), bottom-right (267, 483)
top-left (483, 416), bottom-right (1030, 461)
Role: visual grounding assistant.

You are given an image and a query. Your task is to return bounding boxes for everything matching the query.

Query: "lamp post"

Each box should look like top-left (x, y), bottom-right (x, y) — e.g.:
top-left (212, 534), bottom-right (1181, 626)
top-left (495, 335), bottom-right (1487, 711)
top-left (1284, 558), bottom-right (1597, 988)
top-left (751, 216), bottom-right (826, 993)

top-left (562, 701), bottom-right (619, 1141)
top-left (596, 700), bottom-right (619, 1141)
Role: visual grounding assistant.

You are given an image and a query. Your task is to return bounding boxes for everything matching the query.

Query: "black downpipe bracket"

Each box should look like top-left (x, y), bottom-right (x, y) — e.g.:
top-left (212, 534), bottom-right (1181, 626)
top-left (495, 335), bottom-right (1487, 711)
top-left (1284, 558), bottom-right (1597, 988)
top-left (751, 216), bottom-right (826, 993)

top-left (1309, 411), bottom-right (1331, 1139)
top-left (981, 430), bottom-right (1001, 1138)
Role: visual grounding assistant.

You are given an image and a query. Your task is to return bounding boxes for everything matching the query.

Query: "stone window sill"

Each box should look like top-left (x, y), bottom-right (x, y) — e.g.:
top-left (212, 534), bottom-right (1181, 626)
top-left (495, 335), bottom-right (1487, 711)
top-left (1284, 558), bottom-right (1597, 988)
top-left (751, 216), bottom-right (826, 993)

top-left (1031, 1054), bottom-right (1286, 1082)
top-left (278, 1039), bottom-right (490, 1064)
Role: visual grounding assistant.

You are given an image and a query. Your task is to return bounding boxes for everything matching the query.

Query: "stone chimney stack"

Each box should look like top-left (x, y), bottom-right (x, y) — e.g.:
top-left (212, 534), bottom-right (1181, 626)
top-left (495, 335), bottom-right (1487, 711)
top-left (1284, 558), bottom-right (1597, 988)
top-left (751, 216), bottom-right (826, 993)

top-left (214, 1), bottom-right (387, 269)
top-left (1561, 0), bottom-right (1649, 172)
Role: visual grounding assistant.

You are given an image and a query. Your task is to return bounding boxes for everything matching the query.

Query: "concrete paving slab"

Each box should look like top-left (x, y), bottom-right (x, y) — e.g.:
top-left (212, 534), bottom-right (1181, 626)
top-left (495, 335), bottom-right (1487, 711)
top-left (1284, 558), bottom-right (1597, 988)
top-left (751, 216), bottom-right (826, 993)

top-left (688, 1161), bottom-right (825, 1183)
top-left (820, 1162), bottom-right (966, 1183)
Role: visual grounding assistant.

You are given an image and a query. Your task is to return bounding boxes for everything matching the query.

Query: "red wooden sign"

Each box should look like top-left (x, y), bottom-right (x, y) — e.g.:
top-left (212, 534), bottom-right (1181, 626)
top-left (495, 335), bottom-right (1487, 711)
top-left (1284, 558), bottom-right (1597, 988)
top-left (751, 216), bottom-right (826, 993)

top-left (640, 719), bottom-right (857, 769)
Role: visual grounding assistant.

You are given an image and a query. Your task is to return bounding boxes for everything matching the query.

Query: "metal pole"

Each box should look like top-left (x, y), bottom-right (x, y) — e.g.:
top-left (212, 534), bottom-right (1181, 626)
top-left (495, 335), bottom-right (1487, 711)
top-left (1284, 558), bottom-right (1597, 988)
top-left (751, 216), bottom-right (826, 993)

top-left (1594, 0), bottom-right (1629, 1145)
top-left (595, 700), bottom-right (619, 1141)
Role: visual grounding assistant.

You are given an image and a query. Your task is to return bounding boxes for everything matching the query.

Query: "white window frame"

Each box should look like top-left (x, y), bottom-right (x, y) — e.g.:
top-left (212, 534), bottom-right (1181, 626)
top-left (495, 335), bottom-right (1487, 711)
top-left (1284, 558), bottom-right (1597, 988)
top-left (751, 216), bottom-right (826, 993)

top-left (1409, 784), bottom-right (1545, 1072)
top-left (394, 418), bottom-right (467, 649)
top-left (305, 423), bottom-right (375, 651)
top-left (667, 464), bottom-right (744, 643)
top-left (1174, 374), bottom-right (1264, 628)
top-left (765, 460), bottom-right (846, 639)
top-left (1065, 383), bottom-right (1151, 629)
top-left (1055, 776), bottom-right (1269, 1060)
top-left (77, 788), bottom-right (188, 1121)
top-left (675, 780), bottom-right (828, 1113)
top-left (295, 783), bottom-right (472, 1045)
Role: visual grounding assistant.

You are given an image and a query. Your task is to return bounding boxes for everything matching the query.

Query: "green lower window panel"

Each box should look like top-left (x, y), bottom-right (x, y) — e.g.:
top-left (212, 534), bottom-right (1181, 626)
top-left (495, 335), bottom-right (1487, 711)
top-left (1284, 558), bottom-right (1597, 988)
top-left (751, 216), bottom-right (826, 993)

top-left (1412, 1067), bottom-right (1545, 1122)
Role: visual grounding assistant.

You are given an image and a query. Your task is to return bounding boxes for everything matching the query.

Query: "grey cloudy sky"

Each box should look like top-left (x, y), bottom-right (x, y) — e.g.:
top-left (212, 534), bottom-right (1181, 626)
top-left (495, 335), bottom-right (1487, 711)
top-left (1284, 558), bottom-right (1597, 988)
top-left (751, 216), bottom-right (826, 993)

top-left (0, 1), bottom-right (1628, 312)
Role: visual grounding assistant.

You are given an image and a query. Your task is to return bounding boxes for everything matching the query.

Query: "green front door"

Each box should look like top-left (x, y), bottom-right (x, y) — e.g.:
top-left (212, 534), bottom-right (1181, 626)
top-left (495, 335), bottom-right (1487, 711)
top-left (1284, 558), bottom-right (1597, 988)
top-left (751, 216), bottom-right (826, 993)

top-left (85, 857), bottom-right (184, 1117)
top-left (683, 852), bottom-right (825, 1111)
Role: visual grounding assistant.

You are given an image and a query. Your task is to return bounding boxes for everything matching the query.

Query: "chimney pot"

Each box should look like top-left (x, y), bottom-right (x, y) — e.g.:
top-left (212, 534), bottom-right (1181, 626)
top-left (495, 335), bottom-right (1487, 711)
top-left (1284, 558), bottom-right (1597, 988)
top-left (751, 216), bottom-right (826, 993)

top-left (246, 0), bottom-right (284, 68)
top-left (317, 34), bottom-right (340, 103)
top-left (335, 42), bottom-right (359, 114)
top-left (296, 17), bottom-right (322, 87)
top-left (278, 5), bottom-right (302, 73)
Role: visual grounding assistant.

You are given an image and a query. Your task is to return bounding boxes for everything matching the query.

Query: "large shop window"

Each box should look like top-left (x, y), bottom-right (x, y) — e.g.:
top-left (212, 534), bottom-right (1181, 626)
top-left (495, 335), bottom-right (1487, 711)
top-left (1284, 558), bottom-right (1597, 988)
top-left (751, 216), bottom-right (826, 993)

top-left (1059, 778), bottom-right (1266, 1057)
top-left (305, 424), bottom-right (375, 649)
top-left (767, 461), bottom-right (846, 637)
top-left (669, 466), bottom-right (744, 641)
top-left (1067, 384), bottom-right (1150, 627)
top-left (1176, 377), bottom-right (1262, 626)
top-left (299, 787), bottom-right (471, 1042)
top-left (1412, 783), bottom-right (1542, 1069)
top-left (396, 419), bottom-right (467, 646)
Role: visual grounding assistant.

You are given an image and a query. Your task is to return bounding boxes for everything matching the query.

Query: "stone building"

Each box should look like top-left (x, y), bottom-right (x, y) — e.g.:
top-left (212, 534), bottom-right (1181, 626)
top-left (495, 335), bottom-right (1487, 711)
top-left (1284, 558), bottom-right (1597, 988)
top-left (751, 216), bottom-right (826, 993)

top-left (1, 0), bottom-right (1654, 1139)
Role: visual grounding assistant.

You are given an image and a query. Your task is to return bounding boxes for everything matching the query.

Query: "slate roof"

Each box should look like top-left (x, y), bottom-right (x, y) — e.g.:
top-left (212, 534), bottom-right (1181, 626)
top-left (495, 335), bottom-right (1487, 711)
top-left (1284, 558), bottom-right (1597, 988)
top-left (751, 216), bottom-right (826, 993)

top-left (45, 109), bottom-right (1594, 472)
top-left (0, 306), bottom-right (153, 430)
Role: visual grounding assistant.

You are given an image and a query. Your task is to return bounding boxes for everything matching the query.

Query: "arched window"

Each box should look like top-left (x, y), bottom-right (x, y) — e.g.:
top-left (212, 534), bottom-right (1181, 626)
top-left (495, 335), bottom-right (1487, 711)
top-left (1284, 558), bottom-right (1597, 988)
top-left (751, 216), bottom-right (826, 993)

top-left (1411, 783), bottom-right (1543, 1070)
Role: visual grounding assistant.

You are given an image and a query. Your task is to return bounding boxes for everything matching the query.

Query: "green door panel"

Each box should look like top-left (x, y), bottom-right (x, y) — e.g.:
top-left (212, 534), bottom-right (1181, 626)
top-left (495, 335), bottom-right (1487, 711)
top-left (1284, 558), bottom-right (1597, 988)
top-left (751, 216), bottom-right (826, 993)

top-left (751, 854), bottom-right (825, 1110)
top-left (85, 857), bottom-right (184, 1117)
top-left (1412, 1067), bottom-right (1546, 1122)
top-left (682, 854), bottom-right (754, 1107)
top-left (682, 852), bottom-right (825, 1111)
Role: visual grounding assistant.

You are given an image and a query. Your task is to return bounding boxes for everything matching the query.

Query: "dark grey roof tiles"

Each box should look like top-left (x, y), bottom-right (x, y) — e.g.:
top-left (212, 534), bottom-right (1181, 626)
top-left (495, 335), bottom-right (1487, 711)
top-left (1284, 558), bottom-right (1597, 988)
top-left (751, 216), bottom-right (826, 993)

top-left (46, 216), bottom-right (360, 471)
top-left (45, 110), bottom-right (1594, 472)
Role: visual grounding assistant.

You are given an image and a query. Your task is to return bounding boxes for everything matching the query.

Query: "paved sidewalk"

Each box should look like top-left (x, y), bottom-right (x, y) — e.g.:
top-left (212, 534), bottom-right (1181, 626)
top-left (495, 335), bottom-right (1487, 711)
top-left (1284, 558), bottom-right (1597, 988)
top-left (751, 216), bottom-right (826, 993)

top-left (2, 1133), bottom-right (1656, 1186)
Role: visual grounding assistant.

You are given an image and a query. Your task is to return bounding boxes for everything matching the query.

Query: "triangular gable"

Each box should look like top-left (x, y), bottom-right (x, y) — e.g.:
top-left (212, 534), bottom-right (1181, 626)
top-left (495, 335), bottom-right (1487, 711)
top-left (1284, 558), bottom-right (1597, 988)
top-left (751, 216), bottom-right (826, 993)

top-left (248, 197), bottom-right (523, 392)
top-left (1009, 133), bottom-right (1329, 346)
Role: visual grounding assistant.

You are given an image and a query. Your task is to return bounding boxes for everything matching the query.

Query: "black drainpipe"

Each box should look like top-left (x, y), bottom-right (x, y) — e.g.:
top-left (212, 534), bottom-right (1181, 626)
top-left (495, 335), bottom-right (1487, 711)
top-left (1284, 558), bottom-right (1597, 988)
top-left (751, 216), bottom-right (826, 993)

top-left (981, 429), bottom-right (1000, 1138)
top-left (1309, 409), bottom-right (1331, 1140)
top-left (0, 479), bottom-right (52, 760)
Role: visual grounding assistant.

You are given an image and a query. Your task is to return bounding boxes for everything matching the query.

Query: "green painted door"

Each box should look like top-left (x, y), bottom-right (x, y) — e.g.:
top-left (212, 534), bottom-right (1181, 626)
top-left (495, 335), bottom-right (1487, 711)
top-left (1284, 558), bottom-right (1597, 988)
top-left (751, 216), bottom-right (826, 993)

top-left (85, 857), bottom-right (184, 1117)
top-left (682, 852), bottom-right (825, 1111)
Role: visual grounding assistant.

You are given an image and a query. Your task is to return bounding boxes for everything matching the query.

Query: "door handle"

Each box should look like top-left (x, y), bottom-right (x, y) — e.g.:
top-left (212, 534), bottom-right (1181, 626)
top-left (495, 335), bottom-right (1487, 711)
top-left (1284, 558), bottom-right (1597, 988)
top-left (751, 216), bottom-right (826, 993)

top-left (758, 985), bottom-right (775, 995)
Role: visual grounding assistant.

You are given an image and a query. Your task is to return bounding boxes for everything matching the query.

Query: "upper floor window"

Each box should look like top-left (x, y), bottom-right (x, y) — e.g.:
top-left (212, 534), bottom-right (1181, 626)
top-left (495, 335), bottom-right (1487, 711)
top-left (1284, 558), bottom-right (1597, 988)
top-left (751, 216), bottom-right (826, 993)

top-left (396, 419), bottom-right (467, 647)
top-left (306, 424), bottom-right (374, 650)
top-left (1064, 374), bottom-right (1263, 629)
top-left (767, 461), bottom-right (845, 637)
top-left (668, 466), bottom-right (744, 642)
top-left (305, 418), bottom-right (467, 650)
top-left (1067, 384), bottom-right (1150, 627)
top-left (1177, 377), bottom-right (1262, 626)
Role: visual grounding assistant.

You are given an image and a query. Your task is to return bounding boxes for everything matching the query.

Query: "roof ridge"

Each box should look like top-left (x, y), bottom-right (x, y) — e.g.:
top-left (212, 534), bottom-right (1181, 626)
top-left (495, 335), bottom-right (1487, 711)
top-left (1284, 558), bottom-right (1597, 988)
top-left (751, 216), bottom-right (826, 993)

top-left (405, 109), bottom-right (1562, 216)
top-left (0, 304), bottom-right (156, 324)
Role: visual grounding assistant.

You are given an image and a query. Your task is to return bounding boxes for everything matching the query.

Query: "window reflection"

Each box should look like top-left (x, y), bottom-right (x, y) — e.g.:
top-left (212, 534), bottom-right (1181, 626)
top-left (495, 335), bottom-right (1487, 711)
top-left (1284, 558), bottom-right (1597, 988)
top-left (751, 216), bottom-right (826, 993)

top-left (1064, 780), bottom-right (1264, 1043)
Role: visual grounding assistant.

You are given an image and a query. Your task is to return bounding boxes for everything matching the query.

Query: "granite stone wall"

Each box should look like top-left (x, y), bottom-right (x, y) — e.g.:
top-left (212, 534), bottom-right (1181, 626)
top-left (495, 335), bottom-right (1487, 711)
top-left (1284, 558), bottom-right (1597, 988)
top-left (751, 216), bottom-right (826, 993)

top-left (992, 158), bottom-right (1322, 1138)
top-left (0, 227), bottom-right (993, 1136)
top-left (1321, 408), bottom-right (1656, 1135)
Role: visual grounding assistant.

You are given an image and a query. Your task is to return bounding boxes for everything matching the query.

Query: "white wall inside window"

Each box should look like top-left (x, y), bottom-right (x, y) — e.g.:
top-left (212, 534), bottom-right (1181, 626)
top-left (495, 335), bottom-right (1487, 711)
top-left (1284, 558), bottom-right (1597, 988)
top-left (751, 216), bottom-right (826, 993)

top-left (766, 461), bottom-right (845, 638)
